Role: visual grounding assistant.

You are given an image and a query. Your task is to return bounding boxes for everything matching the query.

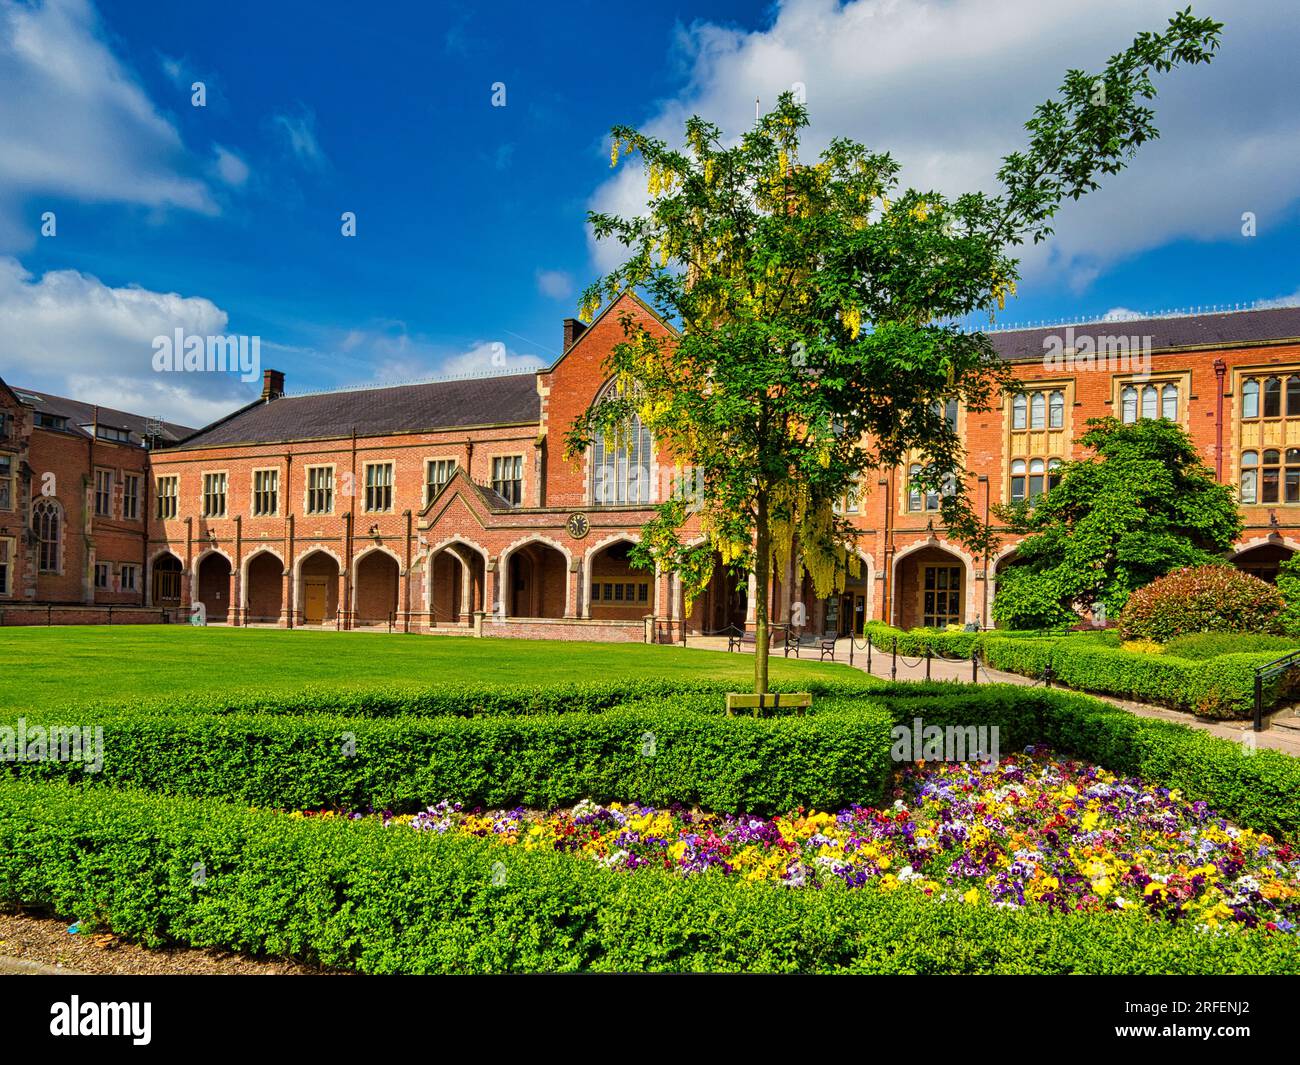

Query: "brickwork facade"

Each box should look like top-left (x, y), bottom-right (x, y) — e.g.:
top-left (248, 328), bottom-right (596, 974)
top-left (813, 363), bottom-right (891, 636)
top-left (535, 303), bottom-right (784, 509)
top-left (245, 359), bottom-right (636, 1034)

top-left (7, 298), bottom-right (1300, 637)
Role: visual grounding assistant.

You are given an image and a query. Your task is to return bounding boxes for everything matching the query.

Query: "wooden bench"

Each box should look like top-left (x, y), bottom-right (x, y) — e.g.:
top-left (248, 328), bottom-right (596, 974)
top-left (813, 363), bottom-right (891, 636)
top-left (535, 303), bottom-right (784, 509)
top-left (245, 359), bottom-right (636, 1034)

top-left (784, 629), bottom-right (837, 661)
top-left (726, 628), bottom-right (787, 653)
top-left (725, 692), bottom-right (813, 717)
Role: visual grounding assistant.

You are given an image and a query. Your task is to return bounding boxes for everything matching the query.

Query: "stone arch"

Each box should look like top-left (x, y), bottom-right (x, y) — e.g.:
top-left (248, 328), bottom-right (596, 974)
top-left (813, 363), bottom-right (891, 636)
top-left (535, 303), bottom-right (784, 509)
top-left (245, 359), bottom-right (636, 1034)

top-left (890, 538), bottom-right (977, 629)
top-left (148, 549), bottom-right (184, 608)
top-left (194, 548), bottom-right (234, 623)
top-left (352, 547), bottom-right (401, 625)
top-left (498, 535), bottom-right (573, 618)
top-left (426, 537), bottom-right (488, 620)
top-left (242, 548), bottom-right (285, 624)
top-left (583, 534), bottom-right (650, 620)
top-left (1229, 535), bottom-right (1299, 585)
top-left (295, 547), bottom-right (341, 625)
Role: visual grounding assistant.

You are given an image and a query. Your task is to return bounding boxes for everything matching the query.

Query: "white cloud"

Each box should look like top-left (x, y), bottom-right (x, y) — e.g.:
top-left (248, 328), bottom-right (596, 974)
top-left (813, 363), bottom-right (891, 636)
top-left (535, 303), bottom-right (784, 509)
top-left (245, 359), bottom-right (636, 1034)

top-left (587, 0), bottom-right (1300, 295)
top-left (0, 0), bottom-right (215, 246)
top-left (0, 256), bottom-right (254, 426)
top-left (1254, 289), bottom-right (1300, 310)
top-left (314, 324), bottom-right (544, 385)
top-left (271, 108), bottom-right (325, 168)
top-left (535, 269), bottom-right (574, 300)
top-left (211, 145), bottom-right (249, 187)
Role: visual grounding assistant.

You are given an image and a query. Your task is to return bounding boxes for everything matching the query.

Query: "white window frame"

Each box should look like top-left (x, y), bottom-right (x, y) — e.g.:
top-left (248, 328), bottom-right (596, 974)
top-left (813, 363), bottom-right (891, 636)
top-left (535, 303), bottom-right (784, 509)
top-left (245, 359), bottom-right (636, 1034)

top-left (304, 464), bottom-right (336, 516)
top-left (251, 467), bottom-right (280, 517)
top-left (201, 471), bottom-right (228, 518)
top-left (121, 473), bottom-right (140, 521)
top-left (0, 453), bottom-right (13, 512)
top-left (0, 535), bottom-right (13, 595)
top-left (424, 457), bottom-right (457, 506)
top-left (156, 475), bottom-right (179, 520)
top-left (363, 461), bottom-right (395, 514)
top-left (120, 563), bottom-right (139, 592)
top-left (94, 468), bottom-right (114, 518)
top-left (491, 454), bottom-right (524, 506)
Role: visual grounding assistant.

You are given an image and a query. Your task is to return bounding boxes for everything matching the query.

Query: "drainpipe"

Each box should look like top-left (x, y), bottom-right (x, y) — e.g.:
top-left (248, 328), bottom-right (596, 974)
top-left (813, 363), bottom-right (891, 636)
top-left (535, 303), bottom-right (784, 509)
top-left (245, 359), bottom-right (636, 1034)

top-left (403, 508), bottom-right (412, 632)
top-left (879, 475), bottom-right (893, 625)
top-left (979, 474), bottom-right (990, 628)
top-left (1213, 358), bottom-right (1227, 481)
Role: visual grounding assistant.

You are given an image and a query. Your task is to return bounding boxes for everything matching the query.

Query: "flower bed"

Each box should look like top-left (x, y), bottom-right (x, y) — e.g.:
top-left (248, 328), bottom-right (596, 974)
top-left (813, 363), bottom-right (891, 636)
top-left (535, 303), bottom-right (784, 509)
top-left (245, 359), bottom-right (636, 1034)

top-left (324, 746), bottom-right (1299, 934)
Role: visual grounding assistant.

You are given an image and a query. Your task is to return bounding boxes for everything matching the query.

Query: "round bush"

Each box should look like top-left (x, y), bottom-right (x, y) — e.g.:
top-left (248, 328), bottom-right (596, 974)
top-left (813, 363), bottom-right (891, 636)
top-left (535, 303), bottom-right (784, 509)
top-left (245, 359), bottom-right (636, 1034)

top-left (1118, 565), bottom-right (1283, 642)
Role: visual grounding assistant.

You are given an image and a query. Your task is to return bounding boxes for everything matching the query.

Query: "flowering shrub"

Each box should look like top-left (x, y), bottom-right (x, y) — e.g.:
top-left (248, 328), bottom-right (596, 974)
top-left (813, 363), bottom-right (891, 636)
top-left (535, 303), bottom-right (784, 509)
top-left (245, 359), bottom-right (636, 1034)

top-left (362, 748), bottom-right (1300, 933)
top-left (1119, 565), bottom-right (1283, 642)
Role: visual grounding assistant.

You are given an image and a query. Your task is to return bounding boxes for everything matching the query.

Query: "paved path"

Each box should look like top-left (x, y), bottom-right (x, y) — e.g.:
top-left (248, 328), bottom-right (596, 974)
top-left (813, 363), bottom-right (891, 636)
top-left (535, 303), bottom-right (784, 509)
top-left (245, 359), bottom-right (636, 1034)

top-left (688, 634), bottom-right (1300, 757)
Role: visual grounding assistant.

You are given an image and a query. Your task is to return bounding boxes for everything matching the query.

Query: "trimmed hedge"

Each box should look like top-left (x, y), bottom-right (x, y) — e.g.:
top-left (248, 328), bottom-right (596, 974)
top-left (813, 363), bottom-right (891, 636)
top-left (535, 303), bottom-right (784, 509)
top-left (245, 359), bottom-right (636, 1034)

top-left (49, 677), bottom-right (882, 722)
top-left (0, 704), bottom-right (895, 816)
top-left (2, 779), bottom-right (1297, 974)
top-left (9, 682), bottom-right (1300, 840)
top-left (865, 621), bottom-right (1297, 719)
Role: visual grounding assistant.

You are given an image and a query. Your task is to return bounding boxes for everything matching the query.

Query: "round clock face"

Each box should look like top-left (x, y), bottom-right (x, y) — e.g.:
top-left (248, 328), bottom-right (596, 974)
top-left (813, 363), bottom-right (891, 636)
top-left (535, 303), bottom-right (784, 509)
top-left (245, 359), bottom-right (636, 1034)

top-left (566, 512), bottom-right (590, 539)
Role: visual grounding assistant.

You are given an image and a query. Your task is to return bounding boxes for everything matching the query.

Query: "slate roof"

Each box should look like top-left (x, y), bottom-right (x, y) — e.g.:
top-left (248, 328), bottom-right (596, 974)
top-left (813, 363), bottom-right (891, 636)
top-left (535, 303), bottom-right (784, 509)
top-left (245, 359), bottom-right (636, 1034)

top-left (10, 386), bottom-right (194, 445)
top-left (987, 305), bottom-right (1300, 362)
top-left (174, 372), bottom-right (541, 449)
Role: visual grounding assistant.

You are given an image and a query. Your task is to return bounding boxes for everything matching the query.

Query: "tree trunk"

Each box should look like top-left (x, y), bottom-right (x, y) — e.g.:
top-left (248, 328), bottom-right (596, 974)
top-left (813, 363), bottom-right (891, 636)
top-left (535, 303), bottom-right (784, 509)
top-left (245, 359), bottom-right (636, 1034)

top-left (754, 491), bottom-right (770, 695)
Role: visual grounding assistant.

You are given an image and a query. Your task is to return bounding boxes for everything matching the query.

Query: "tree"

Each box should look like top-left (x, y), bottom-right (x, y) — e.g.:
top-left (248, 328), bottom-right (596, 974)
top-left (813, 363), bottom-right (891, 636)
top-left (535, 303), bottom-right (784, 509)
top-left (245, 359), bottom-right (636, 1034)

top-left (993, 417), bottom-right (1243, 628)
top-left (566, 9), bottom-right (1222, 693)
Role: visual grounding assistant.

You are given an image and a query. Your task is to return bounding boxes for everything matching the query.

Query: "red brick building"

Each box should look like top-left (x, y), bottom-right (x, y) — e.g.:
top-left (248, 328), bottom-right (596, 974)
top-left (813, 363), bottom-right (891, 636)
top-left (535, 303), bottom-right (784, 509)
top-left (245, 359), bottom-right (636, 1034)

top-left (8, 294), bottom-right (1300, 637)
top-left (0, 379), bottom-right (191, 624)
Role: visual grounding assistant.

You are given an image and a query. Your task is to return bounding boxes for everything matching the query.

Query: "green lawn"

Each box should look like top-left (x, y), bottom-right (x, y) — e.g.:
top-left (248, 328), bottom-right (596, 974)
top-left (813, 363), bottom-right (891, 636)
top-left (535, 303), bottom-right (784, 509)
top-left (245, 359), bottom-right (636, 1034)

top-left (0, 626), bottom-right (860, 711)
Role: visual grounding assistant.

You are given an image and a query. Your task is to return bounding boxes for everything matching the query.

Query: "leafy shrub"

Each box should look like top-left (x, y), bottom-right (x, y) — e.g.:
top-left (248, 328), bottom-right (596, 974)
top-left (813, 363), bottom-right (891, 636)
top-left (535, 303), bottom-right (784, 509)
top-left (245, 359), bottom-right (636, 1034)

top-left (1163, 632), bottom-right (1300, 660)
top-left (0, 703), bottom-right (895, 816)
top-left (1119, 565), bottom-right (1283, 641)
top-left (991, 570), bottom-right (1077, 631)
top-left (2, 778), bottom-right (1297, 973)
top-left (54, 677), bottom-right (881, 722)
top-left (1276, 552), bottom-right (1300, 637)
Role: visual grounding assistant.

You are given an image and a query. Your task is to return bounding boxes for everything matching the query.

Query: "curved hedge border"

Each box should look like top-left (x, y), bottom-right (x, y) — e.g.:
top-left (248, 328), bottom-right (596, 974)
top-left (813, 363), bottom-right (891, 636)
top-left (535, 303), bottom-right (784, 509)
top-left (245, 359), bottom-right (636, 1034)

top-left (2, 779), bottom-right (1296, 974)
top-left (48, 677), bottom-right (881, 721)
top-left (865, 622), bottom-right (1299, 719)
top-left (0, 705), bottom-right (894, 816)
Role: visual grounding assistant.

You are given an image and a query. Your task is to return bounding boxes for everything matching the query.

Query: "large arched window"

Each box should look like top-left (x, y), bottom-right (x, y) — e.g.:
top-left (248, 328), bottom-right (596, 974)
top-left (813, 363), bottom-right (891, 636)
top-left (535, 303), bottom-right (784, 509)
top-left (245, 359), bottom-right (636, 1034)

top-left (1121, 386), bottom-right (1138, 424)
top-left (1011, 394), bottom-right (1027, 430)
top-left (591, 389), bottom-right (653, 505)
top-left (1161, 383), bottom-right (1178, 420)
top-left (33, 498), bottom-right (61, 573)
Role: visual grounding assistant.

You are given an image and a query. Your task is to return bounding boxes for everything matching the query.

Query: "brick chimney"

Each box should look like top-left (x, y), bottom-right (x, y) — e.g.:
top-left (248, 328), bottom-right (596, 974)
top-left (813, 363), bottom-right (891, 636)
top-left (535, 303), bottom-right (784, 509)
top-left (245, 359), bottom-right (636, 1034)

top-left (562, 318), bottom-right (587, 352)
top-left (261, 369), bottom-right (285, 401)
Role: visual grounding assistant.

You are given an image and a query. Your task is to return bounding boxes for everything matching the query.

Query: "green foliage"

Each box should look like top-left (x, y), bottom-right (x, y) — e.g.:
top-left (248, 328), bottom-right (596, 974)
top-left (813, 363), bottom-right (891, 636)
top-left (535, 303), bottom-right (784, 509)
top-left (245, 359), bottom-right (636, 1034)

top-left (991, 569), bottom-right (1077, 630)
top-left (995, 418), bottom-right (1244, 625)
top-left (2, 702), bottom-right (895, 817)
top-left (1276, 552), bottom-right (1300, 637)
top-left (1119, 565), bottom-right (1283, 641)
top-left (1162, 632), bottom-right (1300, 660)
top-left (864, 621), bottom-right (1294, 718)
top-left (6, 670), bottom-right (1300, 975)
top-left (568, 14), bottom-right (1221, 693)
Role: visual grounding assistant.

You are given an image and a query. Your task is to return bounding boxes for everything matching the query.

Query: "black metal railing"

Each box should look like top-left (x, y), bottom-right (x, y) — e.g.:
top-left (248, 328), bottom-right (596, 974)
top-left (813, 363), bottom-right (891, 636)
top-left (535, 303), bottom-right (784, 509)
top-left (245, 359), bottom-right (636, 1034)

top-left (1253, 649), bottom-right (1300, 732)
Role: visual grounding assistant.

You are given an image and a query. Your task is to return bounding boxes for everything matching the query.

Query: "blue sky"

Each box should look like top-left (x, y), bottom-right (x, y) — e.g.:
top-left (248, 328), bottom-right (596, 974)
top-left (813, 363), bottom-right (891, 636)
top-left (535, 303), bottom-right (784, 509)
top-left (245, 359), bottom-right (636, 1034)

top-left (1, 0), bottom-right (1298, 426)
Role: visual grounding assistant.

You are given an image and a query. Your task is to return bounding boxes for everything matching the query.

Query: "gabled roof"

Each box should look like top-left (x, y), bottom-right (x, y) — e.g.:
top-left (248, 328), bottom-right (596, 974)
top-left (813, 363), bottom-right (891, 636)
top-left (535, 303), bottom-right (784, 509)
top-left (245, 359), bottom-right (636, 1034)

top-left (420, 465), bottom-right (514, 521)
top-left (987, 305), bottom-right (1300, 362)
top-left (172, 371), bottom-right (541, 449)
top-left (7, 385), bottom-right (193, 444)
top-left (545, 290), bottom-right (679, 373)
